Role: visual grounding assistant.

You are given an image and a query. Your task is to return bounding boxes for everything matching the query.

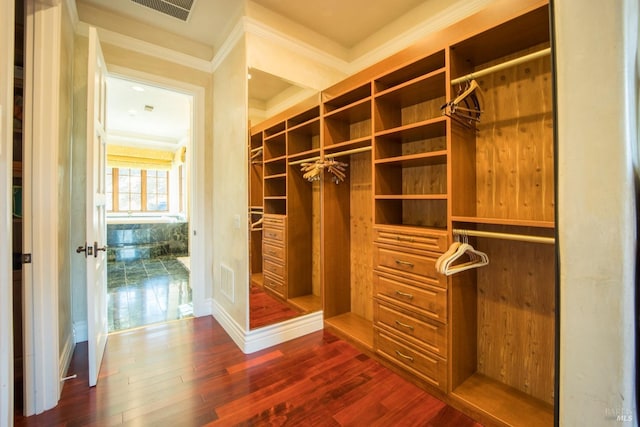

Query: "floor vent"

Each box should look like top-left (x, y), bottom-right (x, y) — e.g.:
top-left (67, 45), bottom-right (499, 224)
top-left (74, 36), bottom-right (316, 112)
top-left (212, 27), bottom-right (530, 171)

top-left (220, 264), bottom-right (235, 303)
top-left (130, 0), bottom-right (196, 22)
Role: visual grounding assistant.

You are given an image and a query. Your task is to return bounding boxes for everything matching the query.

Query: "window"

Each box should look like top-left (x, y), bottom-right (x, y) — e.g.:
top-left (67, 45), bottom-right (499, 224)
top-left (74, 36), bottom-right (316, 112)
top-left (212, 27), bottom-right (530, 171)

top-left (107, 167), bottom-right (169, 213)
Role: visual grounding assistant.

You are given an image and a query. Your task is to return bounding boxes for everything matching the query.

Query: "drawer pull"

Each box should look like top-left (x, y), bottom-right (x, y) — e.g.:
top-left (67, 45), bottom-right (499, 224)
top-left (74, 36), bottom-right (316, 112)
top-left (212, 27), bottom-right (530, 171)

top-left (395, 290), bottom-right (414, 300)
top-left (395, 260), bottom-right (414, 268)
top-left (395, 350), bottom-right (414, 362)
top-left (266, 232), bottom-right (277, 239)
top-left (395, 236), bottom-right (415, 243)
top-left (395, 320), bottom-right (414, 331)
top-left (267, 250), bottom-right (277, 256)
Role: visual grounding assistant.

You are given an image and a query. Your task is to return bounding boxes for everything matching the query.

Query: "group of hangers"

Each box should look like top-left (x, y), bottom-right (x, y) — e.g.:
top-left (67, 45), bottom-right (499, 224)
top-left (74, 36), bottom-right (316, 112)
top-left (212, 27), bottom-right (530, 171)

top-left (300, 158), bottom-right (348, 183)
top-left (441, 78), bottom-right (482, 129)
top-left (436, 230), bottom-right (489, 276)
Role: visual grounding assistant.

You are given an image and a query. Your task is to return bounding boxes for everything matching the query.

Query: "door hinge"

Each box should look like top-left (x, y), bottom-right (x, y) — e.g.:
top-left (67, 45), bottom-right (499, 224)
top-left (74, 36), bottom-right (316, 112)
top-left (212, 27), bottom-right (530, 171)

top-left (22, 253), bottom-right (32, 264)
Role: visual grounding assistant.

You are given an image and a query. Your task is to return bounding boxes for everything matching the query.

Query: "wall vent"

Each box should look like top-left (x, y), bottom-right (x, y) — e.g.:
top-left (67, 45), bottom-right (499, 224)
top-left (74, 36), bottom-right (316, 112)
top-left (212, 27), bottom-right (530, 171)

top-left (130, 0), bottom-right (196, 22)
top-left (220, 264), bottom-right (235, 303)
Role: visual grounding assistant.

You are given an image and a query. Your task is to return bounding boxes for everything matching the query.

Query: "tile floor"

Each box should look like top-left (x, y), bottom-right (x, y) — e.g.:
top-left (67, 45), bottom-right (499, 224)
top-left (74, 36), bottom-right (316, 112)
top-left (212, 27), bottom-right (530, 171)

top-left (107, 256), bottom-right (192, 333)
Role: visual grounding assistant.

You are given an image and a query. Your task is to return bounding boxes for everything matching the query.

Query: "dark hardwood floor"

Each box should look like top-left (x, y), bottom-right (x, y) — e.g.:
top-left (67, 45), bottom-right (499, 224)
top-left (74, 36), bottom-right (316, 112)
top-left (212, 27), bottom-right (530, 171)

top-left (250, 284), bottom-right (302, 329)
top-left (14, 316), bottom-right (482, 426)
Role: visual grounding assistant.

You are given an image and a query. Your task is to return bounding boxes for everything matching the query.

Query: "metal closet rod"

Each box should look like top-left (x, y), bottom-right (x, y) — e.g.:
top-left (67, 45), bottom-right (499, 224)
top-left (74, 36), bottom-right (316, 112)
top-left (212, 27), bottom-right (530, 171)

top-left (453, 228), bottom-right (555, 245)
top-left (288, 156), bottom-right (321, 166)
top-left (325, 146), bottom-right (372, 158)
top-left (450, 47), bottom-right (551, 86)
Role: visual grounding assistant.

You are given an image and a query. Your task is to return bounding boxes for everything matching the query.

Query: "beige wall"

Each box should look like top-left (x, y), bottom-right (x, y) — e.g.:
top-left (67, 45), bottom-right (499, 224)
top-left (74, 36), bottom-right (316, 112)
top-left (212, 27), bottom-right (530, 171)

top-left (58, 0), bottom-right (74, 355)
top-left (555, 0), bottom-right (637, 424)
top-left (212, 37), bottom-right (249, 328)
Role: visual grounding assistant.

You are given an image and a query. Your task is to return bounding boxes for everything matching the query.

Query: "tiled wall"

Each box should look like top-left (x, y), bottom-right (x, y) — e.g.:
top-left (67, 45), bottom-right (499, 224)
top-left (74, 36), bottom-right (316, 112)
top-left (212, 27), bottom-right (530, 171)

top-left (107, 222), bottom-right (189, 261)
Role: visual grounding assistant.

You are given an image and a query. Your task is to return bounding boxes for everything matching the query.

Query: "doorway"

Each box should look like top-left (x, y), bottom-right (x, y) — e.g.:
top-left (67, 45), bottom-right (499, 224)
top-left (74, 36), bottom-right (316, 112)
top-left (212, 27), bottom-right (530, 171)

top-left (104, 75), bottom-right (194, 333)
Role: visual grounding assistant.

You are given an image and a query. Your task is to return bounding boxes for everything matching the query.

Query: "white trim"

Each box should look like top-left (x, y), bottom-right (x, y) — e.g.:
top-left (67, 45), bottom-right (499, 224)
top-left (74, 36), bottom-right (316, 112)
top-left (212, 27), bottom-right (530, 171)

top-left (212, 299), bottom-right (324, 354)
top-left (24, 0), bottom-right (62, 414)
top-left (104, 65), bottom-right (210, 318)
top-left (243, 16), bottom-right (350, 74)
top-left (349, 0), bottom-right (493, 73)
top-left (73, 320), bottom-right (88, 343)
top-left (0, 0), bottom-right (15, 424)
top-left (76, 22), bottom-right (213, 73)
top-left (211, 18), bottom-right (245, 72)
top-left (58, 333), bottom-right (74, 394)
top-left (243, 311), bottom-right (324, 354)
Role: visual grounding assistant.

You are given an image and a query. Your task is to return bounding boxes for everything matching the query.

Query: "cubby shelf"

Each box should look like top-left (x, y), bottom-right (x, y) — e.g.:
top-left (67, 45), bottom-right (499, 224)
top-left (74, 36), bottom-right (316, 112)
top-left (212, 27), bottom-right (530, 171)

top-left (374, 151), bottom-right (447, 167)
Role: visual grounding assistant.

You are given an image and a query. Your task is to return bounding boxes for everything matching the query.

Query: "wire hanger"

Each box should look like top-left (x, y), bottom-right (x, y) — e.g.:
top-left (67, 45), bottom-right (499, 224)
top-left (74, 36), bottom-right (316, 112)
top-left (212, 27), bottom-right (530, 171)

top-left (441, 79), bottom-right (482, 128)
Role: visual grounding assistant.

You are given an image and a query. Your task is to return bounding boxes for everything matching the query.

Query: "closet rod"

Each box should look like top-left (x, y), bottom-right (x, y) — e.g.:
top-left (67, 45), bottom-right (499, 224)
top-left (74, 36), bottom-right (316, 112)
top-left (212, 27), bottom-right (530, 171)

top-left (288, 156), bottom-right (321, 166)
top-left (325, 146), bottom-right (372, 158)
top-left (453, 228), bottom-right (555, 245)
top-left (250, 146), bottom-right (263, 153)
top-left (451, 47), bottom-right (551, 86)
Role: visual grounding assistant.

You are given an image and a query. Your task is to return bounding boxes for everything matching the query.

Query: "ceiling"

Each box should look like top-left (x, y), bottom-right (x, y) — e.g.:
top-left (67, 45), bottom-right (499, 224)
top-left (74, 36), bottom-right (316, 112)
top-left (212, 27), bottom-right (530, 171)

top-left (77, 0), bottom-right (459, 143)
top-left (106, 76), bottom-right (191, 150)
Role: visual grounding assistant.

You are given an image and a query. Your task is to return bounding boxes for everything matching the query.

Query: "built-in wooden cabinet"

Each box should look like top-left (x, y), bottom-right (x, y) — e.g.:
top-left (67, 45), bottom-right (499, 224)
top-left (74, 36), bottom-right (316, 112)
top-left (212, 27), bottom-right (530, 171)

top-left (248, 1), bottom-right (555, 425)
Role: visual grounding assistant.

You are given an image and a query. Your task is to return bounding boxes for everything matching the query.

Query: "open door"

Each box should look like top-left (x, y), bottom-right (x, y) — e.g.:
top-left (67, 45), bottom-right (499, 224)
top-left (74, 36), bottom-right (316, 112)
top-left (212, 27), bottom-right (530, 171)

top-left (85, 26), bottom-right (108, 387)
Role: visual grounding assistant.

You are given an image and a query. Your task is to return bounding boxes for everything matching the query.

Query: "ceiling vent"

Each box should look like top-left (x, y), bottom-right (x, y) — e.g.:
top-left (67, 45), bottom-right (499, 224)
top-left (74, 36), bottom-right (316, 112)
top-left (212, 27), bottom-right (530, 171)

top-left (130, 0), bottom-right (196, 22)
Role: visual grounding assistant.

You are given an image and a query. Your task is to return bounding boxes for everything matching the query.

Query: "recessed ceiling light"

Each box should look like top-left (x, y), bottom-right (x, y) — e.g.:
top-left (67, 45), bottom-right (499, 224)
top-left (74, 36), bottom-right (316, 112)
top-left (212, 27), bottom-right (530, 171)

top-left (247, 73), bottom-right (252, 80)
top-left (132, 85), bottom-right (145, 92)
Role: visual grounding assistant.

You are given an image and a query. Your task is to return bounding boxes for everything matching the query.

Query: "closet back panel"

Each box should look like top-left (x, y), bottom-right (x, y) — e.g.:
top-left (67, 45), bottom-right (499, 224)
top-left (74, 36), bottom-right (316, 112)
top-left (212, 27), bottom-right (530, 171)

top-left (474, 53), bottom-right (554, 222)
top-left (312, 182), bottom-right (321, 297)
top-left (476, 229), bottom-right (555, 405)
top-left (350, 151), bottom-right (374, 321)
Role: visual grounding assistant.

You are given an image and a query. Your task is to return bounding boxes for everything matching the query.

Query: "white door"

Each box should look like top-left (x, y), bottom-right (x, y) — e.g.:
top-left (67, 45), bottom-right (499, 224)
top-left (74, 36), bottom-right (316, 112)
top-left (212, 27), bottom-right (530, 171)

top-left (85, 27), bottom-right (109, 387)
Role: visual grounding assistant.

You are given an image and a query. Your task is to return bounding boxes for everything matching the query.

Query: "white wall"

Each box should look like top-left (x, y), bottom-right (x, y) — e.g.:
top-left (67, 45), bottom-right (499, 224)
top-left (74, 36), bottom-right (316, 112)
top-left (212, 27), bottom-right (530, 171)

top-left (212, 37), bottom-right (250, 329)
top-left (555, 0), bottom-right (638, 424)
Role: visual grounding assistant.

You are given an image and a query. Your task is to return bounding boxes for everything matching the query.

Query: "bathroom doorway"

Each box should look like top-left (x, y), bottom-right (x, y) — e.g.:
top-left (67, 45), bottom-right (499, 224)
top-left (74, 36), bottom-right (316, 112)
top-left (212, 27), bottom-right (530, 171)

top-left (104, 75), bottom-right (194, 332)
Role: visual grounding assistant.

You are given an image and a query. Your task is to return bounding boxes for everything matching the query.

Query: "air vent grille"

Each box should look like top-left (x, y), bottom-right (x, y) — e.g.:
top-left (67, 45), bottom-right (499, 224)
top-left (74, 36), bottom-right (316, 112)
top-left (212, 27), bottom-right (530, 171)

top-left (130, 0), bottom-right (196, 22)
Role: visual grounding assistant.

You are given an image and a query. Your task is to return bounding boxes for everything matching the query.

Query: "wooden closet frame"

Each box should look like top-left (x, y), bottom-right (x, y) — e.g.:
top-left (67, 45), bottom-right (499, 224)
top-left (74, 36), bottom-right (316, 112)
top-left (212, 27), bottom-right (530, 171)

top-left (248, 1), bottom-right (556, 425)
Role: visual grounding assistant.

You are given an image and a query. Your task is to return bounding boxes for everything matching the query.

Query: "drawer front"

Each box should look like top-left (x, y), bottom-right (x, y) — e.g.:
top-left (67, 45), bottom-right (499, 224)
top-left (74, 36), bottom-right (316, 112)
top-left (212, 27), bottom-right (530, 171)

top-left (374, 227), bottom-right (448, 253)
top-left (264, 258), bottom-right (285, 278)
top-left (375, 301), bottom-right (447, 358)
top-left (263, 226), bottom-right (285, 245)
top-left (263, 241), bottom-right (285, 262)
top-left (263, 272), bottom-right (285, 298)
top-left (374, 273), bottom-right (446, 323)
top-left (375, 330), bottom-right (447, 391)
top-left (263, 214), bottom-right (286, 228)
top-left (374, 244), bottom-right (445, 287)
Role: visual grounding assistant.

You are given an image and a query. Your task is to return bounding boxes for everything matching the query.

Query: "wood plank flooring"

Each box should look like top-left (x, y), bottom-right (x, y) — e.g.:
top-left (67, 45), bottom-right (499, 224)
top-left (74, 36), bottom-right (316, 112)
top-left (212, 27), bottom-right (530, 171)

top-left (14, 316), bottom-right (482, 426)
top-left (250, 284), bottom-right (302, 329)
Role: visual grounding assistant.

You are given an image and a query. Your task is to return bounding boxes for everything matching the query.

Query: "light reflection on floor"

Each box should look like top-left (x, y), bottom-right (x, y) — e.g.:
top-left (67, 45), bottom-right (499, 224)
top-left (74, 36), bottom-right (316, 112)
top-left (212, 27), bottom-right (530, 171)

top-left (107, 256), bottom-right (192, 333)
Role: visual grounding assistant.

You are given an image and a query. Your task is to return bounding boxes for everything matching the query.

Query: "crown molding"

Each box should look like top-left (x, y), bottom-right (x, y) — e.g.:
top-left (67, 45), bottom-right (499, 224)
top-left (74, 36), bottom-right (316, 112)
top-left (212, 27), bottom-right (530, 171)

top-left (211, 17), bottom-right (245, 72)
top-left (242, 16), bottom-right (350, 75)
top-left (348, 0), bottom-right (494, 74)
top-left (76, 21), bottom-right (214, 73)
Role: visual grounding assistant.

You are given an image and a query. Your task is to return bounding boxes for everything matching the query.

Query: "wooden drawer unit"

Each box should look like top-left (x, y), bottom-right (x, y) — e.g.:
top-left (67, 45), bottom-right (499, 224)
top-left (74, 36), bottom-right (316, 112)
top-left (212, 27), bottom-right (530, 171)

top-left (374, 301), bottom-right (447, 358)
top-left (263, 226), bottom-right (285, 245)
top-left (263, 214), bottom-right (285, 229)
top-left (374, 226), bottom-right (448, 253)
top-left (263, 272), bottom-right (285, 298)
top-left (374, 243), bottom-right (445, 288)
top-left (375, 329), bottom-right (447, 391)
top-left (264, 258), bottom-right (286, 278)
top-left (263, 241), bottom-right (285, 262)
top-left (374, 272), bottom-right (447, 324)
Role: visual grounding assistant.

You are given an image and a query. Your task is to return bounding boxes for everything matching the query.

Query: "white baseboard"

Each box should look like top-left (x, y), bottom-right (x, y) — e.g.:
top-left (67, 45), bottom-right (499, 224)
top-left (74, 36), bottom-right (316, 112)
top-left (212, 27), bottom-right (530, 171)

top-left (212, 299), bottom-right (324, 354)
top-left (58, 332), bottom-right (74, 396)
top-left (73, 320), bottom-right (87, 343)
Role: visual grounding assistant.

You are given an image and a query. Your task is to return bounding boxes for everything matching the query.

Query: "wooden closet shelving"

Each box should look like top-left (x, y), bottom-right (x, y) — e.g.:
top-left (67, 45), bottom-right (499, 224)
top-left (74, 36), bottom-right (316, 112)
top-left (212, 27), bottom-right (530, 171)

top-left (248, 131), bottom-right (263, 286)
top-left (322, 81), bottom-right (374, 349)
top-left (248, 1), bottom-right (555, 425)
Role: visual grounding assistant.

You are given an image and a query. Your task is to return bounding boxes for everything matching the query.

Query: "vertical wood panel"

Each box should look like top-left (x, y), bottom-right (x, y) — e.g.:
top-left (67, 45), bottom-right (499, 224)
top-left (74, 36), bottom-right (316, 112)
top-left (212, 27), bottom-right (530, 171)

top-left (474, 54), bottom-right (553, 222)
top-left (350, 151), bottom-right (373, 321)
top-left (312, 181), bottom-right (321, 297)
top-left (476, 230), bottom-right (555, 404)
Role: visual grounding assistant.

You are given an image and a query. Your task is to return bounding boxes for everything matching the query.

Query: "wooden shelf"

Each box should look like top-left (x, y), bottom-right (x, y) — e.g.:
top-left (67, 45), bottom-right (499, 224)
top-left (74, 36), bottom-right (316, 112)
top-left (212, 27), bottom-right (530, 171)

top-left (325, 313), bottom-right (373, 350)
top-left (452, 216), bottom-right (555, 229)
top-left (452, 373), bottom-right (554, 427)
top-left (375, 150), bottom-right (447, 167)
top-left (323, 83), bottom-right (371, 112)
top-left (323, 137), bottom-right (372, 154)
top-left (13, 161), bottom-right (22, 178)
top-left (288, 149), bottom-right (320, 163)
top-left (288, 294), bottom-right (322, 313)
top-left (375, 194), bottom-right (448, 201)
top-left (374, 116), bottom-right (447, 140)
top-left (373, 50), bottom-right (445, 93)
top-left (375, 68), bottom-right (446, 100)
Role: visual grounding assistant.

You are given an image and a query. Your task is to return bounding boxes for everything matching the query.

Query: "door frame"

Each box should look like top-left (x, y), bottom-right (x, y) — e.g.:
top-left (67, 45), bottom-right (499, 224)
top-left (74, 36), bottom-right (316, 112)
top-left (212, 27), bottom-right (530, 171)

top-left (22, 0), bottom-right (62, 416)
top-left (106, 64), bottom-right (208, 317)
top-left (0, 0), bottom-right (16, 424)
